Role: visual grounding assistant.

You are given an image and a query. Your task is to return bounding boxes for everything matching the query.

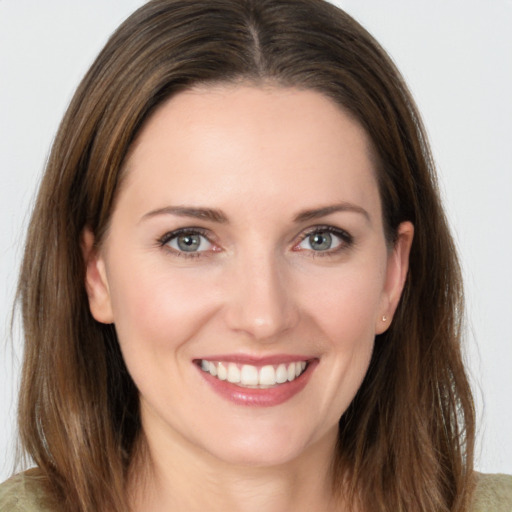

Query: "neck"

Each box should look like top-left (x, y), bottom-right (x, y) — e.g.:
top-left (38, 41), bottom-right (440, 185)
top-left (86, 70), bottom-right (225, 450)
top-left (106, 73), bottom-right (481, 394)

top-left (128, 425), bottom-right (343, 512)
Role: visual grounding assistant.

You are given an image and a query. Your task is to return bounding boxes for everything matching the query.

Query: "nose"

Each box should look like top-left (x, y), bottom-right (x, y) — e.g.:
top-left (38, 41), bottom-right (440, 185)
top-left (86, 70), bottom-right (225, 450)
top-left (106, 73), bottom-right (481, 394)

top-left (224, 250), bottom-right (300, 341)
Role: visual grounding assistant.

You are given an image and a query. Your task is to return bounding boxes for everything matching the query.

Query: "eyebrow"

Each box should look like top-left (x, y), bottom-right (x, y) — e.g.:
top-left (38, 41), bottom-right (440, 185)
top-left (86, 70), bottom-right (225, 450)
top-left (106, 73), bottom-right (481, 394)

top-left (140, 202), bottom-right (370, 224)
top-left (293, 203), bottom-right (370, 223)
top-left (140, 206), bottom-right (228, 223)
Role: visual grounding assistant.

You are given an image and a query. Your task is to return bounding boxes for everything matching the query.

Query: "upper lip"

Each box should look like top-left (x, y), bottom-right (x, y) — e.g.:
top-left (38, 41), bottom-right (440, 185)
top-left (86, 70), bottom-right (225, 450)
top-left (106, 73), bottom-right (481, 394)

top-left (194, 354), bottom-right (315, 366)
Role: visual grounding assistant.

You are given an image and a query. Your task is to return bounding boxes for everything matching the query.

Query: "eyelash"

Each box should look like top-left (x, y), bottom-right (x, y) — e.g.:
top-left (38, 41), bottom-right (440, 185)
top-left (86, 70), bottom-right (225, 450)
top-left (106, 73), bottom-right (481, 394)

top-left (294, 225), bottom-right (354, 257)
top-left (157, 225), bottom-right (354, 259)
top-left (158, 227), bottom-right (214, 259)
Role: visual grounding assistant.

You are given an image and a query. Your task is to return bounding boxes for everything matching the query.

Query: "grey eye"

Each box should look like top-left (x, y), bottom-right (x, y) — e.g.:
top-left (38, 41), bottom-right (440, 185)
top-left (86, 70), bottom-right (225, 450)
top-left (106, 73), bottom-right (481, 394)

top-left (167, 232), bottom-right (212, 252)
top-left (177, 234), bottom-right (201, 252)
top-left (308, 232), bottom-right (333, 251)
top-left (297, 229), bottom-right (344, 252)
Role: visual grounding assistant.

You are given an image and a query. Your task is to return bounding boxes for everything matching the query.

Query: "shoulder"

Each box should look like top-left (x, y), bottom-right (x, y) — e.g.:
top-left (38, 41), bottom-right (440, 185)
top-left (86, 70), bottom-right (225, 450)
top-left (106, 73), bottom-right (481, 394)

top-left (471, 473), bottom-right (512, 512)
top-left (0, 470), bottom-right (55, 512)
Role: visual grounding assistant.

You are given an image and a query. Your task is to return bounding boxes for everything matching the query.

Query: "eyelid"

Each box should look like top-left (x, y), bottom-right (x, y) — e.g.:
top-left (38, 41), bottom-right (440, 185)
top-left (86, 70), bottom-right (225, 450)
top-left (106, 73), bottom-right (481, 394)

top-left (158, 227), bottom-right (219, 256)
top-left (293, 225), bottom-right (354, 253)
top-left (158, 226), bottom-right (210, 244)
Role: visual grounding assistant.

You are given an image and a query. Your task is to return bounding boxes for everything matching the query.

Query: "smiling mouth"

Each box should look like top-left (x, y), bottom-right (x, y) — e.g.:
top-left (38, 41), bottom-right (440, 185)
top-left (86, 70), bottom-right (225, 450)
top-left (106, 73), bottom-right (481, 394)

top-left (196, 360), bottom-right (309, 388)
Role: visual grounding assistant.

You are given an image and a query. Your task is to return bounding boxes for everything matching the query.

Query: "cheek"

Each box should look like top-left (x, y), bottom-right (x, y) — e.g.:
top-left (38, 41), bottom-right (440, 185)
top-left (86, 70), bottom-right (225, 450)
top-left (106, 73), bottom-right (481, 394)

top-left (107, 260), bottom-right (220, 359)
top-left (297, 258), bottom-right (387, 343)
top-left (294, 256), bottom-right (386, 413)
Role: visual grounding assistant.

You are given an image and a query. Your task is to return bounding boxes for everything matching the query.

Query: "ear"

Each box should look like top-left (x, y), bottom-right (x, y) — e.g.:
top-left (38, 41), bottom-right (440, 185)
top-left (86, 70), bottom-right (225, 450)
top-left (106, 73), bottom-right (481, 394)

top-left (81, 228), bottom-right (114, 324)
top-left (375, 221), bottom-right (414, 334)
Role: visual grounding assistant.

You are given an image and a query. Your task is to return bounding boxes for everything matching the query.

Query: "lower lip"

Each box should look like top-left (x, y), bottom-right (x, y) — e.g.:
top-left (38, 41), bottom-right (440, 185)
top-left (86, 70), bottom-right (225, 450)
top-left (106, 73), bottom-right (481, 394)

top-left (196, 360), bottom-right (317, 407)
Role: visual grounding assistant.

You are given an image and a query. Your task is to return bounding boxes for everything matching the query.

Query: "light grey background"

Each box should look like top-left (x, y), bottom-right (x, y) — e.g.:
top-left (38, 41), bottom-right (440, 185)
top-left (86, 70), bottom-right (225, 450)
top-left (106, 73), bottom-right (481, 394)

top-left (1, 1), bottom-right (511, 481)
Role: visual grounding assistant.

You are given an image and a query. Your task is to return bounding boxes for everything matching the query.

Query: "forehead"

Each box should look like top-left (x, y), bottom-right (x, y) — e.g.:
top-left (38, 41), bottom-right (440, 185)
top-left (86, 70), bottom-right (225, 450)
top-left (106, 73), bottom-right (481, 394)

top-left (120, 85), bottom-right (380, 220)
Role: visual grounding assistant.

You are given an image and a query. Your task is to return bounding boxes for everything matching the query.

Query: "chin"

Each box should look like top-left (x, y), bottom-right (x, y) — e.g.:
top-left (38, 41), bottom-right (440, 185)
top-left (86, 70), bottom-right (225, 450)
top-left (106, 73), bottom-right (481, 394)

top-left (209, 440), bottom-right (308, 468)
top-left (199, 420), bottom-right (336, 469)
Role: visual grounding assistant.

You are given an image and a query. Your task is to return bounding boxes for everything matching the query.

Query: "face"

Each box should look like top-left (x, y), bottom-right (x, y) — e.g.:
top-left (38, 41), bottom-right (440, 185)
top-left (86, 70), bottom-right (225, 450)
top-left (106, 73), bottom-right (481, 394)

top-left (84, 85), bottom-right (412, 469)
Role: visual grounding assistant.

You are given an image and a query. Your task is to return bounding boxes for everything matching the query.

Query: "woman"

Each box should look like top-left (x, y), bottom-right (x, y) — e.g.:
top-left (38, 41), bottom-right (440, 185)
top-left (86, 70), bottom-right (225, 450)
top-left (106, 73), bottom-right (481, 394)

top-left (0, 0), bottom-right (510, 510)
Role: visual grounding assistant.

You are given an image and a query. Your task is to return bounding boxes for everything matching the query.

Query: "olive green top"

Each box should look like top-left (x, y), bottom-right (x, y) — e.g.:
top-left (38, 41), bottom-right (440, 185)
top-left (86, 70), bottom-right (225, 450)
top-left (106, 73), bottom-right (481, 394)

top-left (1, 470), bottom-right (511, 511)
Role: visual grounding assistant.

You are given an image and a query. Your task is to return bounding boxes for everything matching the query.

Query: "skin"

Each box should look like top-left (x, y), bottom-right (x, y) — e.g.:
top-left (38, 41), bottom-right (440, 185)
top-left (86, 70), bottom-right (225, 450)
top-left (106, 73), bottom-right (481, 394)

top-left (83, 85), bottom-right (413, 511)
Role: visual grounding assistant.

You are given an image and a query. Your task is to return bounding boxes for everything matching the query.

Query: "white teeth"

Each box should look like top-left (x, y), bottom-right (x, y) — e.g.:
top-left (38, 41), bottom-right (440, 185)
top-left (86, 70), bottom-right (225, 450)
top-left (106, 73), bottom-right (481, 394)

top-left (287, 363), bottom-right (296, 381)
top-left (240, 365), bottom-right (259, 386)
top-left (200, 359), bottom-right (309, 388)
top-left (227, 363), bottom-right (241, 383)
top-left (259, 365), bottom-right (276, 386)
top-left (276, 364), bottom-right (288, 383)
top-left (217, 362), bottom-right (228, 381)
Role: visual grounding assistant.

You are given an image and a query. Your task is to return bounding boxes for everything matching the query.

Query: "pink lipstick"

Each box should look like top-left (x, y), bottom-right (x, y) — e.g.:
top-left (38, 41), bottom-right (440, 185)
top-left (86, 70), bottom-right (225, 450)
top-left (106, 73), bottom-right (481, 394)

top-left (194, 355), bottom-right (318, 407)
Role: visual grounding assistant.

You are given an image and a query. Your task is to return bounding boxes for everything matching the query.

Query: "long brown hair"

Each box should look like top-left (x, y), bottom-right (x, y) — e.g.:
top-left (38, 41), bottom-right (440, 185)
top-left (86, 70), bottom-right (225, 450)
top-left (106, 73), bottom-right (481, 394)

top-left (16, 1), bottom-right (475, 510)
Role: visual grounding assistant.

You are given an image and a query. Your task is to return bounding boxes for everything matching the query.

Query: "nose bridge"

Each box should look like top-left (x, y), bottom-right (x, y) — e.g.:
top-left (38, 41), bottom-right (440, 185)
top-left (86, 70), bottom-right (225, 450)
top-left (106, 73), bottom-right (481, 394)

top-left (225, 245), bottom-right (298, 340)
